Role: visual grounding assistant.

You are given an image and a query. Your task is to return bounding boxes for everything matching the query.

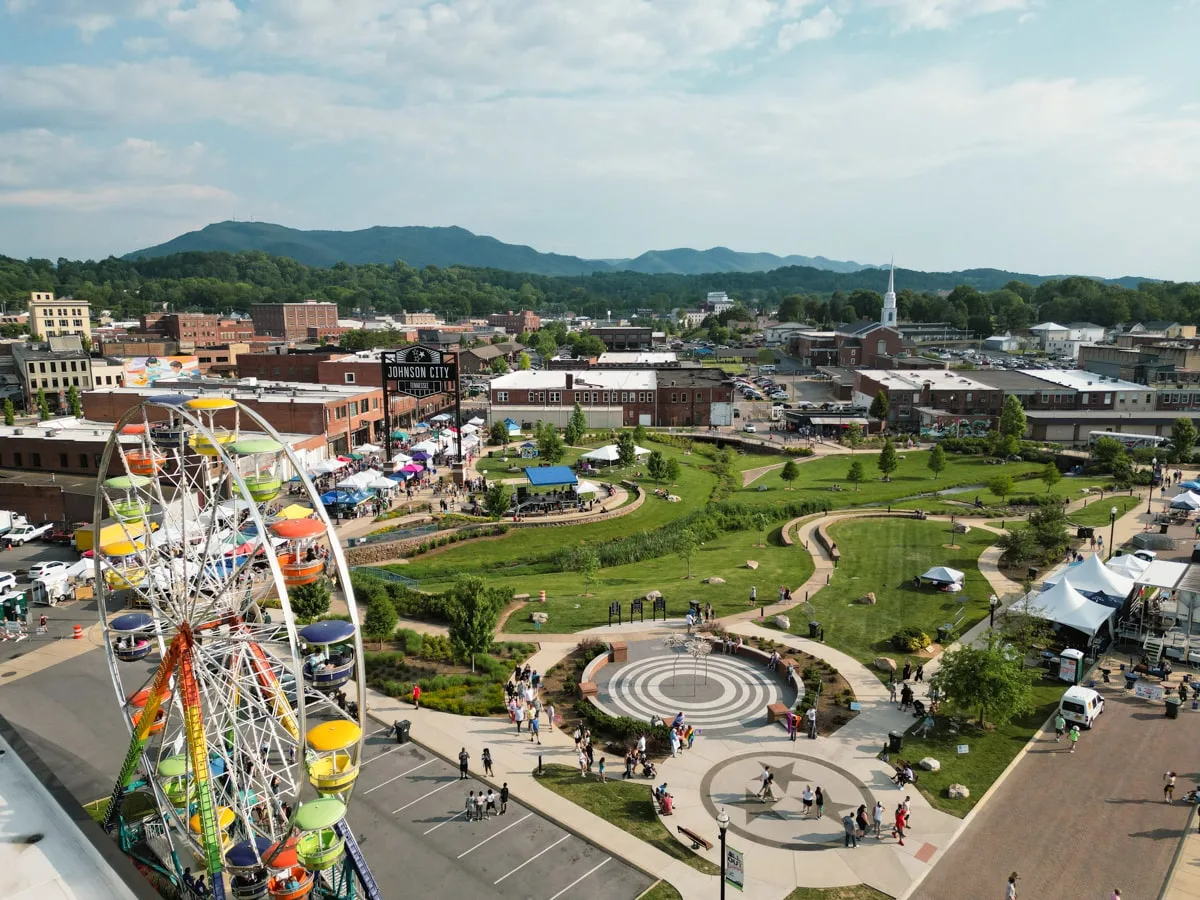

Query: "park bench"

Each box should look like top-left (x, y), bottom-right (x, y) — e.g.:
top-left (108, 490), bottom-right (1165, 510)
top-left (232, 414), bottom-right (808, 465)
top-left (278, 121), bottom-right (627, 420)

top-left (677, 825), bottom-right (712, 851)
top-left (512, 593), bottom-right (531, 601)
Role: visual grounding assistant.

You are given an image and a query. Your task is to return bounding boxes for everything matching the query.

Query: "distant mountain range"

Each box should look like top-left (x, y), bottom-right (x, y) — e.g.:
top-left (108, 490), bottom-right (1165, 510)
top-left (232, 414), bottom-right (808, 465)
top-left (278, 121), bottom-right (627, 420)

top-left (123, 221), bottom-right (874, 277)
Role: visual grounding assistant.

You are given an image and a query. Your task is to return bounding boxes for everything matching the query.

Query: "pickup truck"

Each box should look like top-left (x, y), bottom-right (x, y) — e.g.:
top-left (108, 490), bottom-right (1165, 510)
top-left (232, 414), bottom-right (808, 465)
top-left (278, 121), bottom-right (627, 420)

top-left (6, 522), bottom-right (53, 546)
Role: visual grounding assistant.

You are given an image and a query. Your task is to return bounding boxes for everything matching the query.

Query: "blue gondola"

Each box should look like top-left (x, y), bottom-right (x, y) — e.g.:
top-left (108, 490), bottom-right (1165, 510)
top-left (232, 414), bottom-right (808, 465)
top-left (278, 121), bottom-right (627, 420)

top-left (111, 612), bottom-right (154, 662)
top-left (299, 620), bottom-right (357, 691)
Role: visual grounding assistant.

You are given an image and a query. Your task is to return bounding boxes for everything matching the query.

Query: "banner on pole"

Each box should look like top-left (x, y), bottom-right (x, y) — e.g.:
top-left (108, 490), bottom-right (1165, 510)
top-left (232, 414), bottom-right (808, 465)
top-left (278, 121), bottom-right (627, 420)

top-left (725, 845), bottom-right (745, 891)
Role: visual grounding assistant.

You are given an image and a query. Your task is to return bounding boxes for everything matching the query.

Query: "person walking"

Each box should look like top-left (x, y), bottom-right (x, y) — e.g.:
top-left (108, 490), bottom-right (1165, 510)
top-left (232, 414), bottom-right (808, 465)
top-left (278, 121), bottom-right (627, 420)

top-left (1068, 724), bottom-right (1080, 753)
top-left (900, 683), bottom-right (914, 711)
top-left (598, 757), bottom-right (607, 783)
top-left (530, 715), bottom-right (541, 744)
top-left (499, 783), bottom-right (509, 815)
top-left (1165, 771), bottom-right (1177, 802)
top-left (458, 748), bottom-right (470, 779)
top-left (466, 791), bottom-right (476, 821)
top-left (750, 585), bottom-right (757, 604)
top-left (574, 726), bottom-right (583, 750)
top-left (902, 795), bottom-right (912, 828)
top-left (806, 705), bottom-right (817, 739)
top-left (758, 765), bottom-right (772, 800)
top-left (411, 681), bottom-right (421, 709)
top-left (872, 800), bottom-right (884, 838)
top-left (815, 786), bottom-right (825, 819)
top-left (801, 785), bottom-right (814, 817)
top-left (485, 789), bottom-right (497, 817)
top-left (1053, 712), bottom-right (1066, 742)
top-left (914, 664), bottom-right (924, 683)
top-left (578, 748), bottom-right (588, 777)
top-left (545, 703), bottom-right (555, 729)
top-left (902, 660), bottom-right (913, 682)
top-left (482, 748), bottom-right (494, 777)
top-left (1005, 872), bottom-right (1018, 899)
top-left (786, 709), bottom-right (797, 741)
top-left (888, 678), bottom-right (898, 703)
top-left (843, 813), bottom-right (858, 848)
top-left (514, 704), bottom-right (525, 734)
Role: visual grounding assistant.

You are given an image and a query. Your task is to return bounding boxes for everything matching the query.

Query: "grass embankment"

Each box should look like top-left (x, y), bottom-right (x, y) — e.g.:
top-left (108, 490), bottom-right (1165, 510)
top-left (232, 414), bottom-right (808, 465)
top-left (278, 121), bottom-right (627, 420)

top-left (1069, 493), bottom-right (1142, 527)
top-left (789, 518), bottom-right (996, 671)
top-left (638, 882), bottom-right (683, 900)
top-left (785, 887), bottom-right (894, 900)
top-left (535, 764), bottom-right (720, 875)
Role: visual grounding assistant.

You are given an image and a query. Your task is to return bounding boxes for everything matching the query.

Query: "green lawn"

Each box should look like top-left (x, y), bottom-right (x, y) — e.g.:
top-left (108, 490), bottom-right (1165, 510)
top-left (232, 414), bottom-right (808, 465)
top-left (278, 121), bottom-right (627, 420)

top-left (535, 764), bottom-right (720, 875)
top-left (894, 681), bottom-right (1062, 816)
top-left (416, 524), bottom-right (814, 634)
top-left (785, 887), bottom-right (893, 900)
top-left (638, 883), bottom-right (683, 900)
top-left (1069, 493), bottom-right (1142, 528)
top-left (474, 444), bottom-right (600, 476)
top-left (789, 519), bottom-right (997, 670)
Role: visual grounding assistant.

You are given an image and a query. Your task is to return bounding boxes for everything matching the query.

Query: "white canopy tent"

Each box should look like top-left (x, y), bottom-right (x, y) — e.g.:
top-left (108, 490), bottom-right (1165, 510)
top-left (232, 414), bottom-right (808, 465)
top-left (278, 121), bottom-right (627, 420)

top-left (366, 474), bottom-right (398, 491)
top-left (460, 423), bottom-right (479, 434)
top-left (580, 444), bottom-right (652, 464)
top-left (336, 471), bottom-right (376, 491)
top-left (354, 443), bottom-right (382, 455)
top-left (1135, 559), bottom-right (1190, 591)
top-left (468, 417), bottom-right (485, 426)
top-left (576, 480), bottom-right (600, 497)
top-left (1170, 491), bottom-right (1200, 510)
top-left (920, 565), bottom-right (965, 585)
top-left (1028, 579), bottom-right (1116, 637)
top-left (1044, 553), bottom-right (1134, 603)
top-left (1107, 554), bottom-right (1151, 579)
top-left (410, 440), bottom-right (439, 455)
top-left (310, 458), bottom-right (348, 475)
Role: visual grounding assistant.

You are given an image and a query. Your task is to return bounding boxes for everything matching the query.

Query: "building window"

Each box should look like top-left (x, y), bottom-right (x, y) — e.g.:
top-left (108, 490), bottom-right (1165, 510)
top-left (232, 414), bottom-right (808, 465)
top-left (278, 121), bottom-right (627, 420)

top-left (12, 453), bottom-right (20, 468)
top-left (345, 372), bottom-right (355, 383)
top-left (51, 378), bottom-right (58, 388)
top-left (31, 453), bottom-right (40, 467)
top-left (59, 453), bottom-right (67, 468)
top-left (38, 363), bottom-right (45, 374)
top-left (671, 393), bottom-right (677, 403)
top-left (696, 393), bottom-right (702, 402)
top-left (79, 454), bottom-right (88, 468)
top-left (496, 391), bottom-right (508, 403)
top-left (603, 393), bottom-right (610, 403)
top-left (548, 391), bottom-right (560, 403)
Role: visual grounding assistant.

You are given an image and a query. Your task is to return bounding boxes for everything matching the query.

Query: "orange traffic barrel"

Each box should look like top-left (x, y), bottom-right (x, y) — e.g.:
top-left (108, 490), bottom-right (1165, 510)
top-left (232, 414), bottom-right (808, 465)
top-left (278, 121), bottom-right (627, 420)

top-left (73, 624), bottom-right (83, 639)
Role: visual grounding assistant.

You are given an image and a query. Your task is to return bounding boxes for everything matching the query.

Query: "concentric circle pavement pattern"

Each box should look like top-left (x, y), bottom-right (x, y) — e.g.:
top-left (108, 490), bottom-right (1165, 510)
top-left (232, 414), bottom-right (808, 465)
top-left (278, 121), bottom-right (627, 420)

top-left (593, 648), bottom-right (793, 735)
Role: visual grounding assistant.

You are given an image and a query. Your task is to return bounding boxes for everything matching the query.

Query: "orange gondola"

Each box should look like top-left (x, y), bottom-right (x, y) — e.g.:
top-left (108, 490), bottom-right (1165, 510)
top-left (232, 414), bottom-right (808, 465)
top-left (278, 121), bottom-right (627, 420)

top-left (125, 449), bottom-right (167, 476)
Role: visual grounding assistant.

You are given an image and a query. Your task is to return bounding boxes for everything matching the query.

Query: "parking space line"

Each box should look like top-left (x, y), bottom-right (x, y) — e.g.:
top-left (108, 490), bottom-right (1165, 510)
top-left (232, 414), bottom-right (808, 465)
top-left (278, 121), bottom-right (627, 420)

top-left (422, 809), bottom-right (467, 835)
top-left (360, 745), bottom-right (404, 767)
top-left (456, 812), bottom-right (532, 858)
top-left (392, 778), bottom-right (458, 814)
top-left (544, 858), bottom-right (611, 900)
top-left (363, 758), bottom-right (435, 794)
top-left (493, 834), bottom-right (570, 884)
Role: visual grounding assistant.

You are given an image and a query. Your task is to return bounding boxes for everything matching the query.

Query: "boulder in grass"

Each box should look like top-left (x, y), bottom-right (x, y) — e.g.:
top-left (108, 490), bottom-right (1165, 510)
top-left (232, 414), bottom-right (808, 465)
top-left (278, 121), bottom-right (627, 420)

top-left (530, 611), bottom-right (549, 624)
top-left (856, 592), bottom-right (877, 605)
top-left (645, 590), bottom-right (663, 601)
top-left (774, 615), bottom-right (791, 630)
top-left (919, 757), bottom-right (941, 772)
top-left (874, 657), bottom-right (897, 674)
top-left (703, 577), bottom-right (726, 585)
top-left (746, 560), bottom-right (759, 570)
top-left (948, 783), bottom-right (970, 800)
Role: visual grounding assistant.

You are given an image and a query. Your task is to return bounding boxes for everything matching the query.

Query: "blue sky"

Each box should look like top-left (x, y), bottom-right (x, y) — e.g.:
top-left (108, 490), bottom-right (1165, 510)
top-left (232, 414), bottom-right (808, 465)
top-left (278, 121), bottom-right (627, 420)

top-left (1, 0), bottom-right (1198, 279)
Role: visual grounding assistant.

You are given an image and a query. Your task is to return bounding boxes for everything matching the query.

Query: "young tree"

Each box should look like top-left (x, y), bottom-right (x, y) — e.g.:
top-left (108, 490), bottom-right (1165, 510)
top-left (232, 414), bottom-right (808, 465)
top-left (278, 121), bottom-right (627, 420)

top-left (998, 593), bottom-right (1057, 659)
top-left (35, 387), bottom-right (50, 421)
top-left (577, 545), bottom-right (600, 596)
top-left (756, 348), bottom-right (775, 365)
top-left (66, 384), bottom-right (82, 418)
top-left (517, 352), bottom-right (532, 370)
top-left (363, 595), bottom-right (399, 650)
top-left (780, 459), bottom-right (800, 488)
top-left (664, 457), bottom-right (681, 483)
top-left (676, 528), bottom-right (699, 579)
top-left (987, 473), bottom-right (1014, 503)
top-left (844, 423), bottom-right (863, 451)
top-left (616, 429), bottom-right (637, 468)
top-left (998, 395), bottom-right (1027, 442)
top-left (633, 423), bottom-right (648, 445)
top-left (846, 458), bottom-right (865, 491)
top-left (1090, 436), bottom-right (1125, 470)
top-left (1028, 504), bottom-right (1070, 559)
top-left (1171, 416), bottom-right (1198, 464)
top-left (490, 356), bottom-right (510, 375)
top-left (446, 575), bottom-right (507, 672)
top-left (646, 450), bottom-right (668, 485)
top-left (868, 390), bottom-right (890, 427)
top-left (290, 579), bottom-right (332, 622)
top-left (489, 420), bottom-right (509, 447)
top-left (564, 403), bottom-right (588, 445)
top-left (877, 439), bottom-right (898, 482)
top-left (929, 635), bottom-right (1038, 727)
top-left (2, 399), bottom-right (13, 427)
top-left (927, 443), bottom-right (947, 479)
top-left (536, 421), bottom-right (566, 464)
top-left (997, 526), bottom-right (1038, 566)
top-left (1039, 462), bottom-right (1062, 493)
top-left (482, 482), bottom-right (512, 520)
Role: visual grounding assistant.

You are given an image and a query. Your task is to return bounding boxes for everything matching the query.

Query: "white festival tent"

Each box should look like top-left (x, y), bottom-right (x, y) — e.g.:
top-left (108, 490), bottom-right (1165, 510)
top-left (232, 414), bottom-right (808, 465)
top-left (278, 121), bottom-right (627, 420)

top-left (920, 566), bottom-right (965, 585)
top-left (310, 458), bottom-right (348, 475)
top-left (366, 474), bottom-right (398, 491)
top-left (354, 443), bottom-right (382, 455)
top-left (409, 441), bottom-right (439, 455)
top-left (581, 444), bottom-right (652, 464)
top-left (576, 480), bottom-right (600, 497)
top-left (336, 471), bottom-right (377, 491)
top-left (468, 417), bottom-right (485, 426)
top-left (1170, 491), bottom-right (1200, 510)
top-left (1028, 579), bottom-right (1116, 637)
top-left (460, 423), bottom-right (479, 434)
top-left (1043, 553), bottom-right (1134, 604)
top-left (1106, 553), bottom-right (1151, 580)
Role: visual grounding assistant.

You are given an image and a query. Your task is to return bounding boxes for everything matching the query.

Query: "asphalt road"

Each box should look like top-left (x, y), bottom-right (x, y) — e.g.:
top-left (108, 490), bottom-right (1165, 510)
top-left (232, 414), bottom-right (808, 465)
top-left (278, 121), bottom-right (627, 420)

top-left (913, 677), bottom-right (1199, 900)
top-left (0, 641), bottom-right (652, 900)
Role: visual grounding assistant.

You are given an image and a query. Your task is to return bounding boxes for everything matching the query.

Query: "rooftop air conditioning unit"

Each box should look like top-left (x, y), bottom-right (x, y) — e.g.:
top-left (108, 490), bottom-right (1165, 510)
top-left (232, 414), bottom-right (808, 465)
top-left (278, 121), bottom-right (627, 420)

top-left (12, 428), bottom-right (21, 435)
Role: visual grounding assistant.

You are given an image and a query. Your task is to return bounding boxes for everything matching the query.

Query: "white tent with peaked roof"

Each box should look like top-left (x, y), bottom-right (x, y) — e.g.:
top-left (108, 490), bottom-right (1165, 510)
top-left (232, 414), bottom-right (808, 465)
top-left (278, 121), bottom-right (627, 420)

top-left (1107, 553), bottom-right (1151, 579)
top-left (1028, 579), bottom-right (1115, 637)
top-left (1044, 553), bottom-right (1134, 603)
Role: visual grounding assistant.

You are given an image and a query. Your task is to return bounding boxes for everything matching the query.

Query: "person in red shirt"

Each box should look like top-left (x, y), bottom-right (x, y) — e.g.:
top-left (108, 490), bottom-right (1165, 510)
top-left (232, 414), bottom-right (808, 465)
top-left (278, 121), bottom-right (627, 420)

top-left (893, 804), bottom-right (907, 846)
top-left (412, 683), bottom-right (421, 709)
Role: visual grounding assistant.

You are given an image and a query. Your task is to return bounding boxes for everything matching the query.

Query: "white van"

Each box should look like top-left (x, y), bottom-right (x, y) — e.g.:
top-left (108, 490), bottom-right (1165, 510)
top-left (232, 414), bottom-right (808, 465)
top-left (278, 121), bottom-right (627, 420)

top-left (759, 364), bottom-right (776, 374)
top-left (1059, 685), bottom-right (1104, 729)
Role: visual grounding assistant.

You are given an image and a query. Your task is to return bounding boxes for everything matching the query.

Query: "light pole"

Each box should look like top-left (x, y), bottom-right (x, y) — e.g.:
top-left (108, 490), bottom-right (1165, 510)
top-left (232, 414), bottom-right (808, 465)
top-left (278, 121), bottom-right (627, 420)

top-left (1148, 457), bottom-right (1157, 515)
top-left (717, 808), bottom-right (730, 900)
top-left (989, 593), bottom-right (999, 628)
top-left (1109, 506), bottom-right (1118, 559)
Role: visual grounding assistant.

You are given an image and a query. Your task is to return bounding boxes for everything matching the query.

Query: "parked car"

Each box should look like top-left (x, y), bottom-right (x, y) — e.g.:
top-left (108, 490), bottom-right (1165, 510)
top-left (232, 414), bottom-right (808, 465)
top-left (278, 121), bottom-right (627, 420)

top-left (43, 527), bottom-right (74, 545)
top-left (743, 422), bottom-right (758, 433)
top-left (0, 571), bottom-right (16, 592)
top-left (28, 560), bottom-right (69, 579)
top-left (1059, 685), bottom-right (1104, 729)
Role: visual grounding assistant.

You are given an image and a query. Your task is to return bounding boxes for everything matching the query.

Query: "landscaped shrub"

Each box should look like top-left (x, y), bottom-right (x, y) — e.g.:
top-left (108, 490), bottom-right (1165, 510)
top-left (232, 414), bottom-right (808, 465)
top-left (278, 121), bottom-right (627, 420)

top-left (572, 701), bottom-right (672, 753)
top-left (890, 626), bottom-right (932, 652)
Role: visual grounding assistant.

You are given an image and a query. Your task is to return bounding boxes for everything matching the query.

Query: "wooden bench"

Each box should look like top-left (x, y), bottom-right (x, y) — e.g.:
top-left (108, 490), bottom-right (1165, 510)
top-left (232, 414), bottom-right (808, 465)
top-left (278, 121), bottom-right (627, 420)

top-left (578, 681), bottom-right (598, 697)
top-left (766, 702), bottom-right (789, 724)
top-left (677, 825), bottom-right (712, 851)
top-left (512, 593), bottom-right (531, 601)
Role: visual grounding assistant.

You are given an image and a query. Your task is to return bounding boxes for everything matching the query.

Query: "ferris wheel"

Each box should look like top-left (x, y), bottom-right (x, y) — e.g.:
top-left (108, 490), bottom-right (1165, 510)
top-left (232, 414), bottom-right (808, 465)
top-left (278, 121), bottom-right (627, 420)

top-left (94, 396), bottom-right (381, 900)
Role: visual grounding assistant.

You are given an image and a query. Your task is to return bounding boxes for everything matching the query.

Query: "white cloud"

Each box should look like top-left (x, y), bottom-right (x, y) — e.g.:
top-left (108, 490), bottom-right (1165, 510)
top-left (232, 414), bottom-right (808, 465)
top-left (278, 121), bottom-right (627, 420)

top-left (865, 0), bottom-right (1029, 31)
top-left (0, 182), bottom-right (235, 211)
top-left (164, 0), bottom-right (241, 49)
top-left (3, 0), bottom-right (180, 36)
top-left (778, 6), bottom-right (844, 47)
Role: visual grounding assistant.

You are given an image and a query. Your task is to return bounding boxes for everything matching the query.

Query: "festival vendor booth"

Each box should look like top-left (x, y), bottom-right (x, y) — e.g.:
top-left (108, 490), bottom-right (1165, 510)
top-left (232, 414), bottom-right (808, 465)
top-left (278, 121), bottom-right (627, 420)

top-left (516, 466), bottom-right (578, 514)
top-left (1027, 579), bottom-right (1117, 654)
top-left (1044, 553), bottom-right (1135, 608)
top-left (1170, 491), bottom-right (1200, 511)
top-left (580, 444), bottom-right (652, 467)
top-left (917, 565), bottom-right (965, 592)
top-left (317, 489), bottom-right (371, 516)
top-left (1107, 553), bottom-right (1151, 580)
top-left (1121, 559), bottom-right (1196, 659)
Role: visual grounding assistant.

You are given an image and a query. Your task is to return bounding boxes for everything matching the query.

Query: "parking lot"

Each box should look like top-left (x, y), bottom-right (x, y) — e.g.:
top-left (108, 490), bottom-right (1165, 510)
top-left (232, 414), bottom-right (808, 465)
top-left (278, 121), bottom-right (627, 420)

top-left (349, 735), bottom-right (652, 900)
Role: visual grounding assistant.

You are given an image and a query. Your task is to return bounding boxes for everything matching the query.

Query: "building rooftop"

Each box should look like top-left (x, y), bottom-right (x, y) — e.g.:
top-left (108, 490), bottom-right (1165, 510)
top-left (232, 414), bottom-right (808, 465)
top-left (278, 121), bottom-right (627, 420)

top-left (1030, 322), bottom-right (1068, 332)
top-left (87, 377), bottom-right (379, 405)
top-left (856, 368), bottom-right (995, 392)
top-left (969, 369), bottom-right (1069, 392)
top-left (491, 369), bottom-right (656, 391)
top-left (596, 352), bottom-right (677, 365)
top-left (1018, 370), bottom-right (1149, 392)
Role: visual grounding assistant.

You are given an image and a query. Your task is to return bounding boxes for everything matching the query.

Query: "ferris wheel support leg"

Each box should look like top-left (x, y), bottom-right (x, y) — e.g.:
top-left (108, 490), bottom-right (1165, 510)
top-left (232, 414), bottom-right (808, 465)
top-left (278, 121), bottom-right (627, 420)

top-left (334, 820), bottom-right (382, 900)
top-left (178, 643), bottom-right (227, 900)
top-left (102, 638), bottom-right (182, 833)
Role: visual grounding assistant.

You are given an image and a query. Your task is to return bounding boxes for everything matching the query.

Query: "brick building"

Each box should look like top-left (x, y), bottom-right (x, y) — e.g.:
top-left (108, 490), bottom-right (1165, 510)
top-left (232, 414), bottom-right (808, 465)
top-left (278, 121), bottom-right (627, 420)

top-left (852, 369), bottom-right (1004, 429)
top-left (487, 310), bottom-right (540, 334)
top-left (589, 327), bottom-right (652, 351)
top-left (789, 323), bottom-right (906, 369)
top-left (150, 314), bottom-right (255, 348)
top-left (251, 301), bottom-right (340, 340)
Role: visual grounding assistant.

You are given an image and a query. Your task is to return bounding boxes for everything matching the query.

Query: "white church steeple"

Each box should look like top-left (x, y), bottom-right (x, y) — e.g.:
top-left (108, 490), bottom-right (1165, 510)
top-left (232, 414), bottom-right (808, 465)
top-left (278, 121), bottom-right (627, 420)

top-left (882, 257), bottom-right (897, 328)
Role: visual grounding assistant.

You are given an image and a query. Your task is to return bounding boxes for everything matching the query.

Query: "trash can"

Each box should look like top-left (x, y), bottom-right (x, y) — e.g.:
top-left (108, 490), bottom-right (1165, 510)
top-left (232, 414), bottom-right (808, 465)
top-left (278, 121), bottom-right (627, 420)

top-left (394, 720), bottom-right (411, 744)
top-left (1166, 698), bottom-right (1182, 719)
top-left (936, 624), bottom-right (952, 645)
top-left (1124, 672), bottom-right (1139, 691)
top-left (808, 621), bottom-right (820, 639)
top-left (888, 730), bottom-right (904, 754)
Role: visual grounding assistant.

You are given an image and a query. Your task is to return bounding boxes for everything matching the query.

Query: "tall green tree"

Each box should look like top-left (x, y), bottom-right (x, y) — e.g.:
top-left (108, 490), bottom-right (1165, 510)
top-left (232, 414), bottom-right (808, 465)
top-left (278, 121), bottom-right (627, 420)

top-left (676, 528), bottom-right (699, 579)
top-left (66, 384), bottom-right (82, 418)
top-left (780, 459), bottom-right (800, 488)
top-left (930, 635), bottom-right (1039, 726)
top-left (1171, 416), bottom-right (1198, 464)
top-left (35, 387), bottom-right (49, 421)
top-left (290, 579), bottom-right (331, 622)
top-left (987, 473), bottom-right (1013, 502)
top-left (1040, 462), bottom-right (1062, 493)
top-left (646, 450), bottom-right (668, 485)
top-left (2, 399), bottom-right (13, 426)
top-left (616, 430), bottom-right (637, 468)
top-left (564, 403), bottom-right (588, 446)
top-left (536, 421), bottom-right (566, 464)
top-left (490, 356), bottom-right (510, 375)
top-left (482, 482), bottom-right (512, 520)
top-left (927, 443), bottom-right (946, 479)
top-left (844, 422), bottom-right (863, 450)
top-left (877, 439), bottom-right (898, 481)
top-left (664, 457), bottom-right (681, 484)
top-left (868, 390), bottom-right (890, 426)
top-left (517, 352), bottom-right (531, 370)
top-left (577, 545), bottom-right (600, 596)
top-left (363, 595), bottom-right (398, 650)
top-left (446, 575), bottom-right (506, 673)
top-left (998, 395), bottom-right (1027, 441)
top-left (846, 458), bottom-right (865, 491)
top-left (489, 420), bottom-right (509, 447)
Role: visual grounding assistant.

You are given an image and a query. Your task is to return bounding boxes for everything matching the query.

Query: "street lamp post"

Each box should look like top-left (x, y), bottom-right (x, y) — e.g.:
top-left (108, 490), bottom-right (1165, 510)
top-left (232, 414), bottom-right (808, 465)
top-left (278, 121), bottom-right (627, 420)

top-left (717, 808), bottom-right (730, 900)
top-left (1109, 506), bottom-right (1118, 559)
top-left (1148, 457), bottom-right (1157, 515)
top-left (989, 593), bottom-right (999, 628)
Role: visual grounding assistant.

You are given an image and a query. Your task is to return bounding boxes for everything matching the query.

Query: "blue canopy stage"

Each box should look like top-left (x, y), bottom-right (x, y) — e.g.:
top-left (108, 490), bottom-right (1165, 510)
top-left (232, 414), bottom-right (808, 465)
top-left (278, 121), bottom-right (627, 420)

top-left (523, 466), bottom-right (578, 489)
